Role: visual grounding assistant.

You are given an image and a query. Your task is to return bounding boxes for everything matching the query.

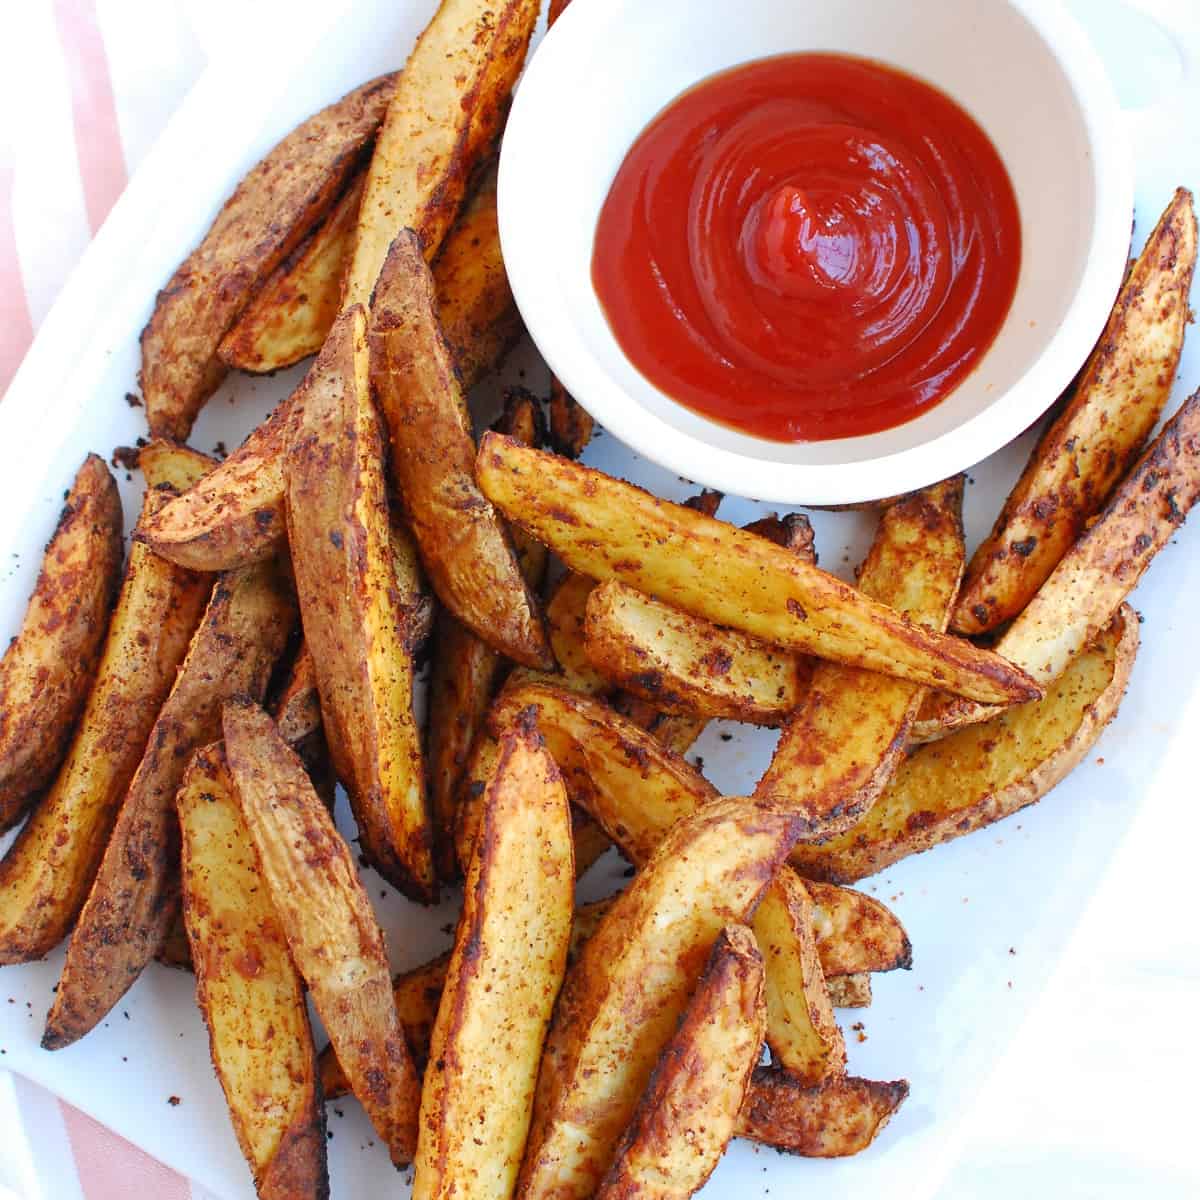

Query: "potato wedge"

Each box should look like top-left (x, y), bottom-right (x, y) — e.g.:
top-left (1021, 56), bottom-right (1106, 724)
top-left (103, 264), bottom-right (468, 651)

top-left (915, 390), bottom-right (1200, 741)
top-left (547, 377), bottom-right (595, 460)
top-left (794, 605), bottom-right (1138, 883)
top-left (476, 435), bottom-right (1039, 704)
top-left (0, 454), bottom-right (123, 832)
top-left (953, 189), bottom-right (1197, 634)
top-left (369, 231), bottom-right (550, 669)
top-left (285, 305), bottom-right (432, 898)
top-left (222, 698), bottom-right (420, 1166)
top-left (0, 461), bottom-right (212, 963)
top-left (42, 554), bottom-right (296, 1048)
top-left (805, 880), bottom-right (912, 976)
top-left (271, 643), bottom-right (322, 745)
top-left (755, 477), bottom-right (964, 831)
top-left (595, 925), bottom-right (765, 1200)
top-left (827, 974), bottom-right (872, 1009)
top-left (178, 742), bottom-right (326, 1200)
top-left (344, 0), bottom-right (537, 306)
top-left (140, 74), bottom-right (395, 440)
top-left (414, 722), bottom-right (573, 1200)
top-left (736, 1070), bottom-right (908, 1157)
top-left (516, 799), bottom-right (801, 1200)
top-left (137, 440), bottom-right (219, 490)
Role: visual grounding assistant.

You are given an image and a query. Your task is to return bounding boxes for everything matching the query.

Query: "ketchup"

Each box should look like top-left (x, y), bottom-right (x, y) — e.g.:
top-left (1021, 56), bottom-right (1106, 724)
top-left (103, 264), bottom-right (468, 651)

top-left (591, 54), bottom-right (1021, 442)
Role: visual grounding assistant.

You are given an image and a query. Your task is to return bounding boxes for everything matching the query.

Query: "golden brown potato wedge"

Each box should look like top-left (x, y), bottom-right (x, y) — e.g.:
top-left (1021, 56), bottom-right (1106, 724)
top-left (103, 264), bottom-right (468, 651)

top-left (369, 231), bottom-right (550, 669)
top-left (285, 306), bottom-right (432, 898)
top-left (755, 478), bottom-right (964, 831)
top-left (915, 391), bottom-right (1200, 741)
top-left (953, 189), bottom-right (1197, 635)
top-left (0, 460), bottom-right (212, 964)
top-left (517, 799), bottom-right (801, 1200)
top-left (827, 974), bottom-right (872, 1009)
top-left (413, 722), bottom-right (573, 1200)
top-left (137, 440), bottom-right (219, 491)
top-left (547, 377), bottom-right (595, 459)
top-left (344, 0), bottom-right (537, 306)
top-left (140, 74), bottom-right (395, 440)
top-left (0, 454), bottom-right (122, 832)
top-left (223, 697), bottom-right (420, 1166)
top-left (476, 435), bottom-right (1039, 704)
top-left (805, 880), bottom-right (912, 976)
top-left (736, 1070), bottom-right (908, 1157)
top-left (595, 925), bottom-right (765, 1200)
top-left (271, 644), bottom-right (322, 745)
top-left (794, 605), bottom-right (1138, 883)
top-left (42, 554), bottom-right (296, 1048)
top-left (178, 742), bottom-right (327, 1200)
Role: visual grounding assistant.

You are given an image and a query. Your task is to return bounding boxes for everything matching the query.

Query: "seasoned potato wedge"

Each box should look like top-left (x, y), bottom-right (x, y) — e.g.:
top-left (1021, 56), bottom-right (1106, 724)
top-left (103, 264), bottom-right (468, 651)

top-left (344, 0), bottom-right (537, 306)
top-left (547, 377), bottom-right (595, 459)
top-left (271, 644), bottom-right (322, 745)
top-left (915, 391), bottom-right (1200, 741)
top-left (517, 799), bottom-right (801, 1200)
top-left (223, 698), bottom-right (420, 1165)
top-left (414, 722), bottom-right (573, 1200)
top-left (0, 454), bottom-right (122, 832)
top-left (369, 231), bottom-right (550, 669)
top-left (827, 974), bottom-right (872, 1009)
top-left (794, 605), bottom-right (1138, 883)
top-left (595, 925), bottom-right (765, 1200)
top-left (476, 435), bottom-right (1039, 705)
top-left (178, 743), bottom-right (326, 1200)
top-left (42, 554), bottom-right (296, 1048)
top-left (736, 1070), bottom-right (908, 1157)
top-left (140, 74), bottom-right (395, 440)
top-left (954, 189), bottom-right (1197, 634)
top-left (0, 460), bottom-right (212, 963)
top-left (805, 880), bottom-right (912, 977)
top-left (755, 478), bottom-right (964, 831)
top-left (285, 306), bottom-right (432, 898)
top-left (137, 440), bottom-right (219, 490)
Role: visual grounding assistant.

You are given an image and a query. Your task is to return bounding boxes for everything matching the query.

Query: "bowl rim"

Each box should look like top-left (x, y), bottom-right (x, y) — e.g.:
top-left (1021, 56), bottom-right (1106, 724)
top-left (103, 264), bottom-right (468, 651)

top-left (498, 0), bottom-right (1133, 504)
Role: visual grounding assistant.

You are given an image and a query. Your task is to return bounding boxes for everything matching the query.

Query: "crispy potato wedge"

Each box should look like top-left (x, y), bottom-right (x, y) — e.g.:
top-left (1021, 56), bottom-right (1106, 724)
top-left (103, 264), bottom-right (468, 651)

top-left (953, 189), bottom-right (1197, 634)
top-left (42, 554), bottom-right (296, 1048)
top-left (794, 605), bottom-right (1138, 883)
top-left (0, 465), bottom-right (212, 963)
top-left (584, 581), bottom-right (812, 726)
top-left (271, 643), bottom-right (322, 745)
top-left (476, 435), bottom-right (1039, 705)
top-left (140, 74), bottom-right (395, 440)
top-left (286, 306), bottom-right (432, 897)
top-left (827, 974), bottom-right (872, 1009)
top-left (344, 0), bottom-right (537, 306)
top-left (915, 391), bottom-right (1200, 741)
top-left (369, 231), bottom-right (550, 669)
top-left (755, 478), bottom-right (964, 831)
top-left (414, 722), bottom-right (573, 1200)
top-left (223, 698), bottom-right (421, 1165)
top-left (595, 925), bottom-right (765, 1200)
top-left (736, 1070), bottom-right (908, 1157)
top-left (178, 742), bottom-right (326, 1200)
top-left (517, 799), bottom-right (801, 1200)
top-left (428, 391), bottom-right (548, 878)
top-left (547, 377), bottom-right (595, 459)
top-left (0, 455), bottom-right (122, 832)
top-left (137, 440), bottom-right (219, 490)
top-left (805, 880), bottom-right (912, 976)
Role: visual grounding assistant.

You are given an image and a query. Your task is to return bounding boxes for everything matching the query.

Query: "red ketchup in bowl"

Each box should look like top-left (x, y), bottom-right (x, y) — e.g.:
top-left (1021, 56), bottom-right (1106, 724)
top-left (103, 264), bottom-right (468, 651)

top-left (592, 53), bottom-right (1021, 442)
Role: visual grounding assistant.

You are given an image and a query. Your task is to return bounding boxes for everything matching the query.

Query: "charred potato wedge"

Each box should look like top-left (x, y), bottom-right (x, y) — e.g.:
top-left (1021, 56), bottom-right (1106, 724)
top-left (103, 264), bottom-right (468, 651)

top-left (43, 554), bottom-right (296, 1048)
top-left (223, 698), bottom-right (421, 1166)
top-left (178, 743), bottom-right (327, 1200)
top-left (413, 722), bottom-right (573, 1200)
top-left (140, 74), bottom-right (395, 440)
top-left (594, 925), bottom-right (765, 1200)
top-left (954, 189), bottom-right (1197, 634)
top-left (369, 231), bottom-right (550, 669)
top-left (0, 454), bottom-right (212, 963)
top-left (795, 605), bottom-right (1138, 882)
top-left (285, 306), bottom-right (433, 898)
top-left (476, 435), bottom-right (1039, 705)
top-left (0, 454), bottom-right (122, 831)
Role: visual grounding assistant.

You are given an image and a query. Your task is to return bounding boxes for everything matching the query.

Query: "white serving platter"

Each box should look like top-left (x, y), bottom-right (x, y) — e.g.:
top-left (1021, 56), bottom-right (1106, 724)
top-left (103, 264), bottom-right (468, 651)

top-left (2, 1), bottom-right (1199, 1198)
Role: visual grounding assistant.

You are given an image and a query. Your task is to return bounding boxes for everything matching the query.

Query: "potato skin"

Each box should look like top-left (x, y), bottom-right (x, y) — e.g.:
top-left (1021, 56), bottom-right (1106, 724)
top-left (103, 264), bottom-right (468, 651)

top-left (42, 554), bottom-right (296, 1048)
top-left (139, 73), bottom-right (395, 440)
top-left (0, 469), bottom-right (211, 963)
top-left (595, 925), bottom-right (765, 1200)
top-left (178, 743), bottom-right (327, 1200)
top-left (0, 454), bottom-right (123, 832)
top-left (954, 188), bottom-right (1197, 634)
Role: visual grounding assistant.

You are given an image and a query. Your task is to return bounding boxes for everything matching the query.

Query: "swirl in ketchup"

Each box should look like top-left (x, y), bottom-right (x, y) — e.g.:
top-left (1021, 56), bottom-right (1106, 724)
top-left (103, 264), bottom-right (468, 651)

top-left (592, 53), bottom-right (1021, 442)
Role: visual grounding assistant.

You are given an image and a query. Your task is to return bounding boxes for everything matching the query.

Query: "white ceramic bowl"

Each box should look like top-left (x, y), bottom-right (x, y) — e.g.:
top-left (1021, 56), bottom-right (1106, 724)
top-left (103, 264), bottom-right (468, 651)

top-left (498, 0), bottom-right (1132, 504)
